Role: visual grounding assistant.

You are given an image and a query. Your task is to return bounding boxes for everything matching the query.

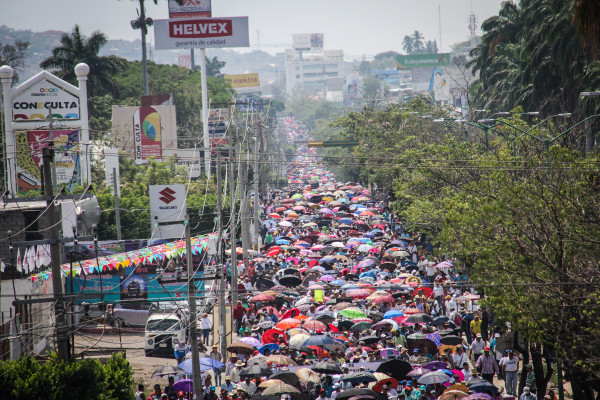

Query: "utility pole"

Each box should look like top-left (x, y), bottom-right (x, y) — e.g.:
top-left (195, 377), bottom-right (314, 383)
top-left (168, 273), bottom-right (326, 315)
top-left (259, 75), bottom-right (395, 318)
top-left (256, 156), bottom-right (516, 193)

top-left (253, 119), bottom-right (261, 250)
top-left (185, 215), bottom-right (202, 400)
top-left (241, 137), bottom-right (250, 266)
top-left (113, 168), bottom-right (122, 242)
top-left (216, 152), bottom-right (227, 359)
top-left (43, 147), bottom-right (69, 361)
top-left (48, 108), bottom-right (57, 190)
top-left (228, 101), bottom-right (238, 306)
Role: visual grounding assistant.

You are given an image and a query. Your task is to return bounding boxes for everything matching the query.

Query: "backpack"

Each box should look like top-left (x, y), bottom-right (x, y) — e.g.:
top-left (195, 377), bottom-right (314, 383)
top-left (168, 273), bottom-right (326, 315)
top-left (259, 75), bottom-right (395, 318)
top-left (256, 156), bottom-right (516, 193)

top-left (453, 312), bottom-right (462, 326)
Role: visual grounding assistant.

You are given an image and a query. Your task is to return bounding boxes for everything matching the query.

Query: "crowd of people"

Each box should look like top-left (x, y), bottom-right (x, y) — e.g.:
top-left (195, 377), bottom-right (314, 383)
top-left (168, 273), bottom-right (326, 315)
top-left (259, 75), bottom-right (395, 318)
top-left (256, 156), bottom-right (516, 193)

top-left (140, 117), bottom-right (549, 400)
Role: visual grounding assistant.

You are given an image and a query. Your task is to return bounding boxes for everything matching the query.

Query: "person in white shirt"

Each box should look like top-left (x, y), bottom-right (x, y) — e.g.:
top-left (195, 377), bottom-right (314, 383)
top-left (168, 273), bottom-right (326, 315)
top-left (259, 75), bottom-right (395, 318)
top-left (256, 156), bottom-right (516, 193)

top-left (200, 313), bottom-right (213, 346)
top-left (331, 384), bottom-right (342, 399)
top-left (452, 346), bottom-right (469, 370)
top-left (461, 363), bottom-right (471, 382)
top-left (500, 351), bottom-right (520, 395)
top-left (238, 377), bottom-right (257, 395)
top-left (243, 277), bottom-right (253, 291)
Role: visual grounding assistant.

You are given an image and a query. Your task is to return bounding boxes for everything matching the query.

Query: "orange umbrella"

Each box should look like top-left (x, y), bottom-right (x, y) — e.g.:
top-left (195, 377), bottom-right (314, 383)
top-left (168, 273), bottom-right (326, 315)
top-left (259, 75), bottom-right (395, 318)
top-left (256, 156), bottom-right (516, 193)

top-left (294, 314), bottom-right (308, 321)
top-left (277, 318), bottom-right (302, 330)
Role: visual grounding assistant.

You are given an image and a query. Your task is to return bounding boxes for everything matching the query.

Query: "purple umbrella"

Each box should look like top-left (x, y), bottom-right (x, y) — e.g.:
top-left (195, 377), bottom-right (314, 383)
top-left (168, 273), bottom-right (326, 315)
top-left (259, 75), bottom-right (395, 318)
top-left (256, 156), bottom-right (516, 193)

top-left (319, 274), bottom-right (336, 282)
top-left (465, 394), bottom-right (494, 400)
top-left (239, 337), bottom-right (262, 347)
top-left (425, 360), bottom-right (448, 371)
top-left (320, 208), bottom-right (334, 215)
top-left (379, 348), bottom-right (399, 358)
top-left (173, 378), bottom-right (193, 392)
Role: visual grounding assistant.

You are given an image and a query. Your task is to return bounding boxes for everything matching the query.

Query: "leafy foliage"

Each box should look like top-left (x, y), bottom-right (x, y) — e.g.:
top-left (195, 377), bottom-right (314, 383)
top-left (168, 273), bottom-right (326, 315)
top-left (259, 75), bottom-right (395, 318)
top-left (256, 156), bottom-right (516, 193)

top-left (0, 40), bottom-right (29, 82)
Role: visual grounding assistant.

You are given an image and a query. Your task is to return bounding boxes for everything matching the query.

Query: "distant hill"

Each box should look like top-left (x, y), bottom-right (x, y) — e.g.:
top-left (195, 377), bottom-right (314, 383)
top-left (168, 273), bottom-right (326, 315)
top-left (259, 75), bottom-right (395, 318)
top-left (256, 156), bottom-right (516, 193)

top-left (0, 25), bottom-right (285, 84)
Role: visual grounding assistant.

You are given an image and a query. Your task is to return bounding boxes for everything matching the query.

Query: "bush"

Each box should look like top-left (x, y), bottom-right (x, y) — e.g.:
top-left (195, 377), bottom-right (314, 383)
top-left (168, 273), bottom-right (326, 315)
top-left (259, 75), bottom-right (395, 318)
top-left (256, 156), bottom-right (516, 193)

top-left (0, 352), bottom-right (133, 400)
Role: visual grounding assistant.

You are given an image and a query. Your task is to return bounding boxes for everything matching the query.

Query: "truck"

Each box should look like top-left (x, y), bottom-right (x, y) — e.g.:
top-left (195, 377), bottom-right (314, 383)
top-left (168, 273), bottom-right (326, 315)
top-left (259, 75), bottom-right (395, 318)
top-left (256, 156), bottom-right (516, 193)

top-left (144, 311), bottom-right (187, 357)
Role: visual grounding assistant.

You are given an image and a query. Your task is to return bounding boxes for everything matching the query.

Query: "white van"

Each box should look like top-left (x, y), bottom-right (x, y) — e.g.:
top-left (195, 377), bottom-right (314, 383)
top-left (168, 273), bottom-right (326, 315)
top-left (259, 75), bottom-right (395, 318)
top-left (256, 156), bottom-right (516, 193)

top-left (144, 311), bottom-right (187, 357)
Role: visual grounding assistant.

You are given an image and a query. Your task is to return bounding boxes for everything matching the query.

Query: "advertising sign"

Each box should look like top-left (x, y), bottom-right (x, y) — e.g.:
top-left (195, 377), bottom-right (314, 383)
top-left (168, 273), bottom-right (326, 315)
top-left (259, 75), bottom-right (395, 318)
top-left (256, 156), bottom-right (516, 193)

top-left (293, 33), bottom-right (324, 51)
top-left (133, 106), bottom-right (162, 164)
top-left (149, 184), bottom-right (187, 239)
top-left (224, 73), bottom-right (260, 89)
top-left (208, 108), bottom-right (229, 139)
top-left (154, 17), bottom-right (249, 49)
top-left (433, 68), bottom-right (450, 102)
top-left (168, 0), bottom-right (211, 19)
top-left (163, 149), bottom-right (202, 178)
top-left (396, 53), bottom-right (451, 69)
top-left (371, 69), bottom-right (400, 85)
top-left (12, 79), bottom-right (80, 121)
top-left (104, 148), bottom-right (120, 196)
top-left (15, 129), bottom-right (80, 192)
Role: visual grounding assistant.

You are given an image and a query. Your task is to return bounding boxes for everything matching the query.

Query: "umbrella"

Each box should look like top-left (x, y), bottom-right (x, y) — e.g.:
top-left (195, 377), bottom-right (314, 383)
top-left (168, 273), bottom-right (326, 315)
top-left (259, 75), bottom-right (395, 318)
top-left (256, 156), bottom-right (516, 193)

top-left (432, 316), bottom-right (450, 326)
top-left (343, 372), bottom-right (378, 384)
top-left (251, 293), bottom-right (276, 302)
top-left (302, 335), bottom-right (336, 347)
top-left (173, 378), bottom-right (194, 393)
top-left (376, 359), bottom-right (412, 381)
top-left (227, 341), bottom-right (255, 354)
top-left (289, 334), bottom-right (310, 347)
top-left (262, 382), bottom-right (301, 396)
top-left (296, 367), bottom-right (321, 384)
top-left (465, 394), bottom-right (495, 400)
top-left (467, 381), bottom-right (499, 395)
top-left (402, 307), bottom-right (421, 315)
top-left (239, 337), bottom-right (263, 347)
top-left (351, 322), bottom-right (372, 332)
top-left (371, 377), bottom-right (399, 393)
top-left (312, 362), bottom-right (343, 375)
top-left (334, 388), bottom-right (385, 400)
top-left (333, 302), bottom-right (354, 311)
top-left (269, 371), bottom-right (300, 386)
top-left (425, 361), bottom-right (449, 371)
top-left (439, 390), bottom-right (469, 400)
top-left (446, 382), bottom-right (469, 393)
top-left (257, 320), bottom-right (276, 329)
top-left (262, 329), bottom-right (286, 344)
top-left (358, 335), bottom-right (380, 345)
top-left (418, 370), bottom-right (451, 385)
top-left (406, 332), bottom-right (427, 340)
top-left (246, 354), bottom-right (266, 366)
top-left (265, 355), bottom-right (297, 366)
top-left (315, 314), bottom-right (335, 324)
top-left (152, 365), bottom-right (187, 377)
top-left (240, 364), bottom-right (273, 378)
top-left (277, 318), bottom-right (302, 330)
top-left (280, 275), bottom-right (303, 287)
top-left (258, 343), bottom-right (280, 355)
top-left (340, 308), bottom-right (367, 319)
top-left (440, 335), bottom-right (463, 346)
top-left (407, 367), bottom-right (431, 377)
top-left (383, 310), bottom-right (403, 319)
top-left (303, 320), bottom-right (327, 331)
top-left (405, 313), bottom-right (433, 324)
top-left (409, 338), bottom-right (438, 355)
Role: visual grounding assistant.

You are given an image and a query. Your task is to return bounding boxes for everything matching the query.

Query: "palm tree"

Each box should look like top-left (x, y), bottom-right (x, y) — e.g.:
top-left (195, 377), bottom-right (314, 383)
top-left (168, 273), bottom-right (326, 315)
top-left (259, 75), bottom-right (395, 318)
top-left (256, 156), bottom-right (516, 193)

top-left (40, 25), bottom-right (126, 97)
top-left (402, 35), bottom-right (414, 54)
top-left (412, 30), bottom-right (425, 53)
top-left (573, 0), bottom-right (600, 56)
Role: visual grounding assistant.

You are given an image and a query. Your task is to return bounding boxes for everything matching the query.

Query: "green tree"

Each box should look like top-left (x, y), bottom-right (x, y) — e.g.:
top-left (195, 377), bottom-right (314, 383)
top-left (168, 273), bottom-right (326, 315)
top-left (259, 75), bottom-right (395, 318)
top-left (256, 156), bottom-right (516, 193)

top-left (202, 56), bottom-right (226, 77)
top-left (0, 40), bottom-right (29, 82)
top-left (40, 25), bottom-right (126, 96)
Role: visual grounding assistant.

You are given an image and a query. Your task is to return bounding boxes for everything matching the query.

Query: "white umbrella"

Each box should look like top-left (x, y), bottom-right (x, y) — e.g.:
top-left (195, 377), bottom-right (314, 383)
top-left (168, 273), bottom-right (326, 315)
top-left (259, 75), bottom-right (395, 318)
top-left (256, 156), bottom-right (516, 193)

top-left (279, 220), bottom-right (293, 227)
top-left (331, 242), bottom-right (345, 248)
top-left (357, 244), bottom-right (374, 252)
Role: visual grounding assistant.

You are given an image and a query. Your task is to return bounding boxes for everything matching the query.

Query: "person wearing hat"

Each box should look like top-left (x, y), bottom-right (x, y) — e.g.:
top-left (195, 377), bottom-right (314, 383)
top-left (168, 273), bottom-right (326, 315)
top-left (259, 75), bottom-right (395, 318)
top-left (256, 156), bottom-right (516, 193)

top-left (475, 346), bottom-right (499, 384)
top-left (469, 333), bottom-right (486, 362)
top-left (500, 351), bottom-right (519, 395)
top-left (230, 360), bottom-right (245, 383)
top-left (520, 387), bottom-right (536, 400)
top-left (330, 383), bottom-right (342, 400)
top-left (177, 391), bottom-right (188, 400)
top-left (199, 312), bottom-right (213, 345)
top-left (221, 376), bottom-right (235, 394)
top-left (525, 364), bottom-right (536, 391)
top-left (238, 377), bottom-right (256, 396)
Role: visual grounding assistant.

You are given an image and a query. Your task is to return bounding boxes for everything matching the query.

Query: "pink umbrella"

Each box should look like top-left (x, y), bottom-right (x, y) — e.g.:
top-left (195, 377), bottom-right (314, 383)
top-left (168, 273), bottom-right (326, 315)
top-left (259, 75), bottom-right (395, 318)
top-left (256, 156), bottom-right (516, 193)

top-left (239, 337), bottom-right (262, 347)
top-left (308, 284), bottom-right (325, 290)
top-left (371, 295), bottom-right (395, 304)
top-left (286, 257), bottom-right (300, 265)
top-left (303, 319), bottom-right (327, 332)
top-left (319, 275), bottom-right (335, 282)
top-left (346, 289), bottom-right (372, 298)
top-left (369, 248), bottom-right (380, 254)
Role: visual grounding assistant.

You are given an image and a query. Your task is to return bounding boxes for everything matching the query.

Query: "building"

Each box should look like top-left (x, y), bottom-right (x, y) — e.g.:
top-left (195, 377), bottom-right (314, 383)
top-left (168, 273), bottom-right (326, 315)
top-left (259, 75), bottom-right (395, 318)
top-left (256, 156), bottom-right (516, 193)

top-left (284, 49), bottom-right (345, 98)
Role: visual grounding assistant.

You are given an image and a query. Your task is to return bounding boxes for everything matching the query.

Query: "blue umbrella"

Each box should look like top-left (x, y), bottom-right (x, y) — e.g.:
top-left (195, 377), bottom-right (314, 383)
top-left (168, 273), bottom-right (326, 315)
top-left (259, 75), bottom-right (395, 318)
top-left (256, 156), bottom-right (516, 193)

top-left (341, 284), bottom-right (359, 290)
top-left (276, 239), bottom-right (291, 244)
top-left (319, 257), bottom-right (335, 263)
top-left (359, 271), bottom-right (377, 279)
top-left (330, 280), bottom-right (346, 286)
top-left (303, 335), bottom-right (336, 347)
top-left (383, 310), bottom-right (403, 319)
top-left (259, 343), bottom-right (280, 354)
top-left (179, 357), bottom-right (224, 373)
top-left (338, 218), bottom-right (354, 224)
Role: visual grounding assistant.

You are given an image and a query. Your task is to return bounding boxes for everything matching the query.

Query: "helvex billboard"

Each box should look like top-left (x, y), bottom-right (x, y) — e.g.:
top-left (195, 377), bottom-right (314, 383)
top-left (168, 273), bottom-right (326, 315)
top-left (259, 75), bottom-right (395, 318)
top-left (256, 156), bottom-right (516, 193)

top-left (154, 17), bottom-right (249, 49)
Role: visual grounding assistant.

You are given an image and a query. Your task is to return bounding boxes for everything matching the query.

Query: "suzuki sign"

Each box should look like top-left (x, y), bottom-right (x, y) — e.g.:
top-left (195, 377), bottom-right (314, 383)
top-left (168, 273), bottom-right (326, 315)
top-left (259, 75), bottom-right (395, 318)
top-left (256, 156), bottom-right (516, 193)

top-left (149, 184), bottom-right (187, 240)
top-left (153, 17), bottom-right (249, 49)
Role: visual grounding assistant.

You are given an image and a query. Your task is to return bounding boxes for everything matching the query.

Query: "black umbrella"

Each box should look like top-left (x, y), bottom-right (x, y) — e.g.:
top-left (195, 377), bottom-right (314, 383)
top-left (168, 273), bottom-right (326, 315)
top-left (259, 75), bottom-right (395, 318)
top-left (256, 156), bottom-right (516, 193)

top-left (240, 364), bottom-right (273, 378)
top-left (440, 335), bottom-right (463, 346)
top-left (280, 275), bottom-right (302, 287)
top-left (151, 365), bottom-right (187, 377)
top-left (376, 359), bottom-right (412, 381)
top-left (379, 262), bottom-right (397, 271)
top-left (337, 320), bottom-right (354, 331)
top-left (283, 268), bottom-right (301, 275)
top-left (269, 371), bottom-right (300, 386)
top-left (334, 388), bottom-right (385, 400)
top-left (432, 316), bottom-right (449, 326)
top-left (312, 362), bottom-right (343, 375)
top-left (377, 283), bottom-right (402, 291)
top-left (289, 343), bottom-right (313, 354)
top-left (342, 371), bottom-right (378, 384)
top-left (256, 278), bottom-right (276, 290)
top-left (391, 290), bottom-right (412, 298)
top-left (405, 313), bottom-right (433, 324)
top-left (358, 336), bottom-right (380, 345)
top-left (315, 314), bottom-right (335, 324)
top-left (468, 380), bottom-right (499, 395)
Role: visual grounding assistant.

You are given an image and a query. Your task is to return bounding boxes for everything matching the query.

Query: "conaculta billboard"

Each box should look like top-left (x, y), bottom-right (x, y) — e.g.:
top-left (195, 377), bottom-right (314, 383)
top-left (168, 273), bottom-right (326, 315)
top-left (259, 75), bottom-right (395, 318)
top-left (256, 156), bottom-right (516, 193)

top-left (111, 105), bottom-right (177, 162)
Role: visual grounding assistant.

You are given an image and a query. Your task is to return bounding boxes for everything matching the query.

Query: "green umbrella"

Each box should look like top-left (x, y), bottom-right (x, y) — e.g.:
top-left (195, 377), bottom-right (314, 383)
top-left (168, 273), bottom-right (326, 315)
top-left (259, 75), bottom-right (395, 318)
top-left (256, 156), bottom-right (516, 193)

top-left (340, 308), bottom-right (367, 319)
top-left (351, 322), bottom-right (371, 332)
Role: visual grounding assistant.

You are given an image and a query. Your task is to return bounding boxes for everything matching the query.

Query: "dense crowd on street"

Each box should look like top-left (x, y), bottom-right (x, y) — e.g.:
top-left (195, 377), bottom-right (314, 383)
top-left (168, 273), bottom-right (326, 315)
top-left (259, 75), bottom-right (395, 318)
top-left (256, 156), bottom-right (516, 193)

top-left (140, 117), bottom-right (552, 400)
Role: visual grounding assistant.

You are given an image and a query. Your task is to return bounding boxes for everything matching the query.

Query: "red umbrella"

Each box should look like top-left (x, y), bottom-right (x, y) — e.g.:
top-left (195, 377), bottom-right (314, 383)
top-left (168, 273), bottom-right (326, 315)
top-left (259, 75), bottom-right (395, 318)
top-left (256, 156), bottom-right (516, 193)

top-left (413, 286), bottom-right (433, 298)
top-left (252, 293), bottom-right (276, 302)
top-left (303, 319), bottom-right (327, 332)
top-left (282, 308), bottom-right (301, 319)
top-left (262, 329), bottom-right (287, 344)
top-left (277, 318), bottom-right (302, 330)
top-left (403, 307), bottom-right (421, 315)
top-left (269, 213), bottom-right (282, 219)
top-left (275, 207), bottom-right (288, 212)
top-left (347, 289), bottom-right (372, 299)
top-left (372, 377), bottom-right (399, 393)
top-left (307, 345), bottom-right (326, 358)
top-left (328, 324), bottom-right (340, 333)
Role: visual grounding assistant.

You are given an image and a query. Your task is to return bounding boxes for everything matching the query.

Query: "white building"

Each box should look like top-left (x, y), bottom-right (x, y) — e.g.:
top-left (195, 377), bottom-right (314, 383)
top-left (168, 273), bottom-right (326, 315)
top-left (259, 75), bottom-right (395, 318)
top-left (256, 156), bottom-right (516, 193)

top-left (284, 49), bottom-right (345, 98)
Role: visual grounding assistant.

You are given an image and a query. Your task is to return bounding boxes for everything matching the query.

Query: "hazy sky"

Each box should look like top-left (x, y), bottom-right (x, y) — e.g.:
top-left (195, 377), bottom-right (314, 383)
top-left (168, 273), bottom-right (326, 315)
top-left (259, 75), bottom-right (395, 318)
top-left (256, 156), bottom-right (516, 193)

top-left (1, 0), bottom-right (504, 57)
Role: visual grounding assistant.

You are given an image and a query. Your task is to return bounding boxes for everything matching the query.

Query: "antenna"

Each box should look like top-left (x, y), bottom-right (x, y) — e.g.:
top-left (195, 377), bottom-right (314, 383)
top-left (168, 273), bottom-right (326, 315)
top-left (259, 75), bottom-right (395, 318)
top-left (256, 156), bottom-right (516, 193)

top-left (438, 5), bottom-right (442, 52)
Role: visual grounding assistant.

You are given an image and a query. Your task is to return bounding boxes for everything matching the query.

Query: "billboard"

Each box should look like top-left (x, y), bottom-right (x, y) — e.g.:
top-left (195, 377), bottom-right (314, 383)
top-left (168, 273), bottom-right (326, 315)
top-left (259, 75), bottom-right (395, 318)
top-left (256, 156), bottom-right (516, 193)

top-left (12, 79), bottom-right (80, 121)
top-left (208, 108), bottom-right (229, 139)
top-left (371, 69), bottom-right (400, 85)
top-left (154, 17), bottom-right (250, 49)
top-left (163, 148), bottom-right (202, 178)
top-left (15, 129), bottom-right (80, 192)
top-left (149, 184), bottom-right (187, 240)
top-left (104, 148), bottom-right (120, 196)
top-left (433, 68), bottom-right (450, 102)
top-left (168, 0), bottom-right (211, 18)
top-left (224, 73), bottom-right (260, 89)
top-left (396, 53), bottom-right (451, 69)
top-left (133, 106), bottom-right (162, 164)
top-left (293, 33), bottom-right (324, 51)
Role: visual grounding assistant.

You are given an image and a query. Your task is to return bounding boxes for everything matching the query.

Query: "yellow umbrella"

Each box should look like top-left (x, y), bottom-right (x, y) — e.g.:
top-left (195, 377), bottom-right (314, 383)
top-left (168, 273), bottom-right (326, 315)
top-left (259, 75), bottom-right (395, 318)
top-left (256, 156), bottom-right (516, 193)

top-left (262, 382), bottom-right (301, 396)
top-left (445, 383), bottom-right (470, 393)
top-left (265, 355), bottom-right (297, 366)
top-left (322, 197), bottom-right (334, 202)
top-left (259, 379), bottom-right (285, 388)
top-left (296, 367), bottom-right (321, 384)
top-left (439, 390), bottom-right (469, 400)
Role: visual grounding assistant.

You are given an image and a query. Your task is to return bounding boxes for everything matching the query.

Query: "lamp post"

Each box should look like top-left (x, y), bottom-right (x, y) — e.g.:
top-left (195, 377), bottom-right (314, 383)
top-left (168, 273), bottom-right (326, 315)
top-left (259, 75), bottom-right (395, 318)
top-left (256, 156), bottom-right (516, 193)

top-left (579, 91), bottom-right (600, 153)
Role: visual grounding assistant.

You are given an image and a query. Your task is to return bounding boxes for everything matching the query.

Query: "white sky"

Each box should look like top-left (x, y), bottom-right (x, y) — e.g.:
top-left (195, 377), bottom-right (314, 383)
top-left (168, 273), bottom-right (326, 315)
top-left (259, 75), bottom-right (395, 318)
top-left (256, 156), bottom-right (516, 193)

top-left (0, 0), bottom-right (504, 57)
